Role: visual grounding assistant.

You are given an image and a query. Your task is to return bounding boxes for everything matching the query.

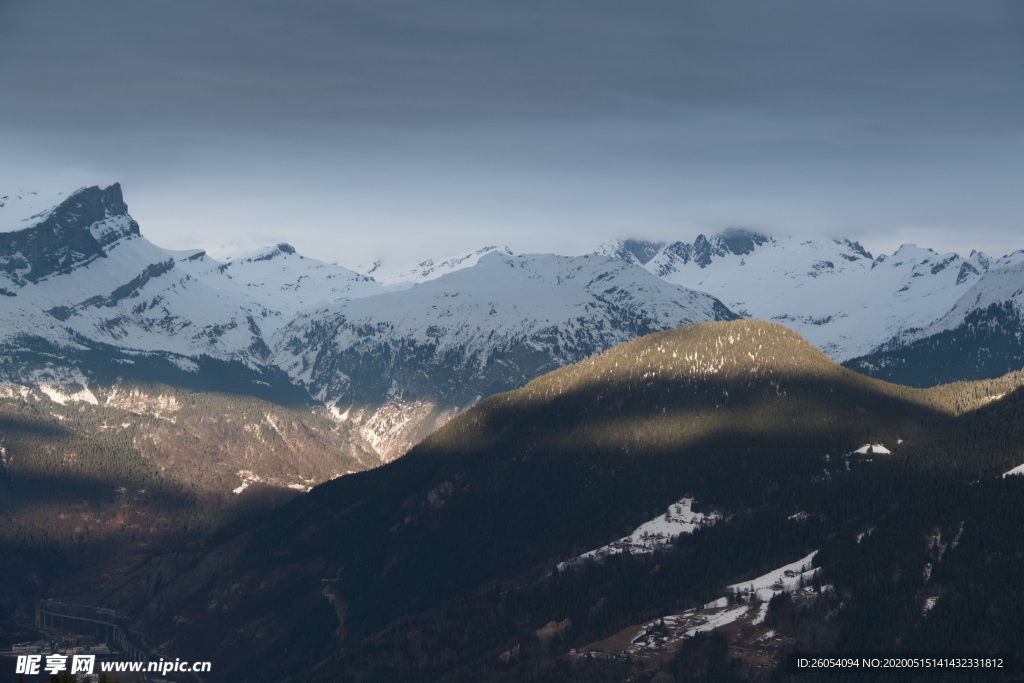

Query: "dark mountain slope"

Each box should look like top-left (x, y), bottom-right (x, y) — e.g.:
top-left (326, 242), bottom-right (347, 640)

top-left (845, 301), bottom-right (1024, 387)
top-left (53, 319), bottom-right (1024, 682)
top-left (0, 378), bottom-right (377, 622)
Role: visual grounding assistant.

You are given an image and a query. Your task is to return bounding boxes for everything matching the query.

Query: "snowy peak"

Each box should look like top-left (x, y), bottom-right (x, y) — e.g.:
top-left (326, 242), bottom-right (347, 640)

top-left (273, 252), bottom-right (736, 405)
top-left (219, 241), bottom-right (383, 314)
top-left (867, 245), bottom-right (993, 295)
top-left (0, 189), bottom-right (69, 232)
top-left (595, 238), bottom-right (666, 266)
top-left (646, 229), bottom-right (773, 276)
top-left (633, 233), bottom-right (998, 361)
top-left (0, 184), bottom-right (139, 285)
top-left (236, 242), bottom-right (298, 262)
top-left (900, 258), bottom-right (1024, 342)
top-left (359, 245), bottom-right (515, 285)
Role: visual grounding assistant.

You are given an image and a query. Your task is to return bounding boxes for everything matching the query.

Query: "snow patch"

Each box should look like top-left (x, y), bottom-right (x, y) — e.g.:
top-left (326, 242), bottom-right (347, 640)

top-left (1003, 463), bottom-right (1024, 478)
top-left (168, 356), bottom-right (200, 373)
top-left (0, 383), bottom-right (32, 400)
top-left (559, 497), bottom-right (720, 570)
top-left (750, 601), bottom-right (771, 626)
top-left (568, 551), bottom-right (824, 662)
top-left (853, 443), bottom-right (890, 455)
top-left (232, 470), bottom-right (262, 495)
top-left (325, 402), bottom-right (350, 422)
top-left (624, 605), bottom-right (752, 657)
top-left (38, 383), bottom-right (98, 406)
top-left (727, 551), bottom-right (820, 603)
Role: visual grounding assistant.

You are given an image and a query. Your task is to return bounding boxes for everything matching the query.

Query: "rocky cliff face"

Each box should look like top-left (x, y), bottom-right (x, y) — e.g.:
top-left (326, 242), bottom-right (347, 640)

top-left (0, 184), bottom-right (138, 285)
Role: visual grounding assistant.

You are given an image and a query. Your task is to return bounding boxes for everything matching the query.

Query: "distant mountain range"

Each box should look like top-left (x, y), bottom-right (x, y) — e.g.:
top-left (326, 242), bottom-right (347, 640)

top-left (3, 184), bottom-right (1024, 464)
top-left (596, 232), bottom-right (1024, 374)
top-left (0, 185), bottom-right (734, 462)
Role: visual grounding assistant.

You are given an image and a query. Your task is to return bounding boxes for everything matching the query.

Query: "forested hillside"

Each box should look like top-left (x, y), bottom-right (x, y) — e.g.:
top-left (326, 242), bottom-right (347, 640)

top-left (0, 379), bottom-right (376, 616)
top-left (50, 320), bottom-right (1024, 682)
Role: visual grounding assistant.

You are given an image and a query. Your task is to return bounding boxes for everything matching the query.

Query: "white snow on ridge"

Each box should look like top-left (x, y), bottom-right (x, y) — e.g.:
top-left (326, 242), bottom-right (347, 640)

top-left (217, 243), bottom-right (384, 327)
top-left (640, 235), bottom-right (993, 361)
top-left (727, 551), bottom-right (820, 603)
top-left (558, 497), bottom-right (719, 570)
top-left (1003, 464), bottom-right (1024, 478)
top-left (0, 207), bottom-right (385, 362)
top-left (893, 258), bottom-right (1024, 348)
top-left (275, 252), bottom-right (732, 391)
top-left (0, 189), bottom-right (70, 232)
top-left (853, 443), bottom-right (890, 455)
top-left (357, 245), bottom-right (515, 285)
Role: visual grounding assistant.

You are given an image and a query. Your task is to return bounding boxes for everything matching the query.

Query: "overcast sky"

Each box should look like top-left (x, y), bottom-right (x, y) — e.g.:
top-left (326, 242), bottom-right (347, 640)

top-left (1, 0), bottom-right (1022, 268)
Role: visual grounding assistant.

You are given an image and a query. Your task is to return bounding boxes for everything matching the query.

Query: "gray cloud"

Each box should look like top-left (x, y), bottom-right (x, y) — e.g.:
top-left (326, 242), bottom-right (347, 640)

top-left (1, 0), bottom-right (1022, 265)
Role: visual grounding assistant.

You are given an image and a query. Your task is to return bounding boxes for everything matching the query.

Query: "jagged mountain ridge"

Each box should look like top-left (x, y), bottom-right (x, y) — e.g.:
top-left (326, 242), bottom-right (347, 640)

top-left (5, 182), bottom-right (1024, 452)
top-left (1, 185), bottom-right (736, 460)
top-left (0, 184), bottom-right (382, 370)
top-left (846, 258), bottom-right (1024, 385)
top-left (277, 251), bottom-right (737, 405)
top-left (599, 231), bottom-right (1007, 364)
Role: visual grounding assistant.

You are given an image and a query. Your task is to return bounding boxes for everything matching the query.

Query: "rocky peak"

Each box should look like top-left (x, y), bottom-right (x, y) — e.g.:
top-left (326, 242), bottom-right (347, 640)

top-left (603, 239), bottom-right (666, 265)
top-left (649, 229), bottom-right (772, 274)
top-left (717, 228), bottom-right (771, 257)
top-left (0, 184), bottom-right (139, 285)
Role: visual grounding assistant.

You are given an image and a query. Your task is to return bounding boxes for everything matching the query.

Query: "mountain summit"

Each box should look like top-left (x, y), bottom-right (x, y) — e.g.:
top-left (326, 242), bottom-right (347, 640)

top-left (0, 184), bottom-right (138, 285)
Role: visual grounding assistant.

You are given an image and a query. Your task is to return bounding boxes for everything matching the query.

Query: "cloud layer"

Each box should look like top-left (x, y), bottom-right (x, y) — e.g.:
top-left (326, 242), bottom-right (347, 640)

top-left (2, 0), bottom-right (1022, 265)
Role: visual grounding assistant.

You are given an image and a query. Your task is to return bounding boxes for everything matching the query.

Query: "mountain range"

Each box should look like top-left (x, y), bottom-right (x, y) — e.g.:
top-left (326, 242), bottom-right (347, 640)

top-left (3, 184), bottom-right (1024, 466)
top-left (4, 183), bottom-right (1024, 681)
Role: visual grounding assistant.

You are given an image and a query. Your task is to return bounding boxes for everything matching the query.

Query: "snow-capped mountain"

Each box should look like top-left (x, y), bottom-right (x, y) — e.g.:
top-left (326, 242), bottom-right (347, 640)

top-left (0, 188), bottom-right (73, 233)
top-left (1, 184), bottom-right (736, 459)
top-left (888, 251), bottom-right (1024, 344)
top-left (6, 181), bottom-right (1024, 452)
top-left (0, 185), bottom-right (382, 377)
top-left (845, 252), bottom-right (1024, 385)
top-left (594, 238), bottom-right (666, 266)
top-left (275, 251), bottom-right (736, 405)
top-left (602, 231), bottom-right (998, 362)
top-left (358, 245), bottom-right (514, 285)
top-left (271, 251), bottom-right (736, 458)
